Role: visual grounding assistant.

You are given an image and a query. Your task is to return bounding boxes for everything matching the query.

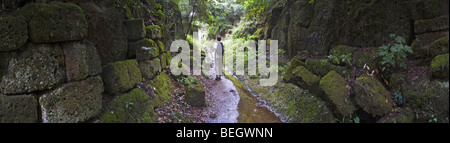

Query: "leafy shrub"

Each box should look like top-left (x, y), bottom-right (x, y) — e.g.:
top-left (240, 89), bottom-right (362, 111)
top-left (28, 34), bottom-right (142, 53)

top-left (378, 34), bottom-right (413, 71)
top-left (327, 54), bottom-right (352, 66)
top-left (177, 76), bottom-right (198, 85)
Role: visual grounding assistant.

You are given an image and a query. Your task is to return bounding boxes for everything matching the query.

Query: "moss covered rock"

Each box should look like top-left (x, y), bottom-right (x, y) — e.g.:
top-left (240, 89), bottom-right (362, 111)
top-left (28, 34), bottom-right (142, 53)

top-left (402, 78), bottom-right (449, 122)
top-left (185, 83), bottom-right (205, 107)
top-left (0, 94), bottom-right (38, 123)
top-left (125, 18), bottom-right (146, 40)
top-left (61, 40), bottom-right (102, 82)
top-left (282, 58), bottom-right (305, 82)
top-left (157, 40), bottom-right (165, 52)
top-left (0, 15), bottom-right (28, 52)
top-left (377, 108), bottom-right (414, 123)
top-left (412, 36), bottom-right (449, 65)
top-left (101, 60), bottom-right (142, 96)
top-left (428, 37), bottom-right (449, 58)
top-left (135, 39), bottom-right (160, 61)
top-left (414, 15), bottom-right (449, 35)
top-left (80, 2), bottom-right (127, 65)
top-left (270, 83), bottom-right (335, 123)
top-left (292, 66), bottom-right (320, 89)
top-left (430, 54), bottom-right (449, 79)
top-left (19, 3), bottom-right (88, 43)
top-left (100, 88), bottom-right (157, 123)
top-left (353, 51), bottom-right (379, 70)
top-left (1, 43), bottom-right (65, 95)
top-left (138, 58), bottom-right (162, 80)
top-left (146, 25), bottom-right (162, 39)
top-left (147, 72), bottom-right (174, 108)
top-left (319, 71), bottom-right (355, 117)
top-left (39, 76), bottom-right (103, 123)
top-left (354, 74), bottom-right (393, 117)
top-left (388, 73), bottom-right (407, 91)
top-left (304, 59), bottom-right (349, 77)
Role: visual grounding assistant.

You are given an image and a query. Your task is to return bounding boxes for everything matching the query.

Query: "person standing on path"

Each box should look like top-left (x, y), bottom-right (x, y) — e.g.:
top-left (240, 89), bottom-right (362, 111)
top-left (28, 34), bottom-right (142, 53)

top-left (215, 36), bottom-right (224, 80)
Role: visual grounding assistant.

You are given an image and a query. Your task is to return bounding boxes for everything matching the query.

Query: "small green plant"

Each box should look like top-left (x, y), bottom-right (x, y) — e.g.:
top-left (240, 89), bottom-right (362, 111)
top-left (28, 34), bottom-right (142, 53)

top-left (309, 0), bottom-right (315, 4)
top-left (177, 76), bottom-right (197, 85)
top-left (378, 34), bottom-right (413, 71)
top-left (393, 91), bottom-right (404, 106)
top-left (328, 54), bottom-right (352, 66)
top-left (321, 59), bottom-right (328, 66)
top-left (125, 101), bottom-right (134, 111)
top-left (278, 48), bottom-right (286, 57)
top-left (327, 55), bottom-right (340, 65)
top-left (349, 116), bottom-right (360, 123)
top-left (428, 115), bottom-right (438, 123)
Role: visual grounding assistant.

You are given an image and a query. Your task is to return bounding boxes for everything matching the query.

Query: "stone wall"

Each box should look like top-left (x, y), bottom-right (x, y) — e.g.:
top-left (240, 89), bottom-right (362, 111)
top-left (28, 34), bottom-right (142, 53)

top-left (266, 0), bottom-right (449, 57)
top-left (1, 0), bottom-right (178, 123)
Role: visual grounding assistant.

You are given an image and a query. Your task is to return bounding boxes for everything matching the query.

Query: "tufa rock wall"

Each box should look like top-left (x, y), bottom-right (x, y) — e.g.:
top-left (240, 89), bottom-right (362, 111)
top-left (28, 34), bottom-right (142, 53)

top-left (1, 0), bottom-right (180, 123)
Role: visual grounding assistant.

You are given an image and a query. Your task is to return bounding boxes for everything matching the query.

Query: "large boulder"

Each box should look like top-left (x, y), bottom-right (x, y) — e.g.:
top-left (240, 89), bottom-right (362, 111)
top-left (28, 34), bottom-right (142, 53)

top-left (185, 82), bottom-right (205, 107)
top-left (353, 50), bottom-right (379, 70)
top-left (412, 36), bottom-right (449, 61)
top-left (0, 15), bottom-right (28, 52)
top-left (146, 25), bottom-right (163, 39)
top-left (430, 54), bottom-right (449, 79)
top-left (377, 108), bottom-right (414, 123)
top-left (19, 3), bottom-right (88, 43)
top-left (304, 59), bottom-right (349, 77)
top-left (125, 18), bottom-right (146, 41)
top-left (282, 58), bottom-right (305, 82)
top-left (101, 60), bottom-right (142, 96)
top-left (100, 88), bottom-right (157, 123)
top-left (402, 78), bottom-right (449, 123)
top-left (61, 40), bottom-right (102, 82)
top-left (1, 43), bottom-right (65, 95)
top-left (354, 74), bottom-right (393, 117)
top-left (132, 39), bottom-right (160, 61)
top-left (0, 94), bottom-right (38, 123)
top-left (80, 2), bottom-right (127, 65)
top-left (270, 83), bottom-right (335, 123)
top-left (414, 15), bottom-right (449, 35)
top-left (319, 71), bottom-right (356, 117)
top-left (39, 76), bottom-right (103, 123)
top-left (138, 58), bottom-right (162, 80)
top-left (291, 66), bottom-right (320, 89)
top-left (147, 73), bottom-right (174, 108)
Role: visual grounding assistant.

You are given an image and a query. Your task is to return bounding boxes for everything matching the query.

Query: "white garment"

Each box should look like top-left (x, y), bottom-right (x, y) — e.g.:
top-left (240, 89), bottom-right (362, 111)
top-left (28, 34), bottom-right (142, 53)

top-left (215, 41), bottom-right (223, 75)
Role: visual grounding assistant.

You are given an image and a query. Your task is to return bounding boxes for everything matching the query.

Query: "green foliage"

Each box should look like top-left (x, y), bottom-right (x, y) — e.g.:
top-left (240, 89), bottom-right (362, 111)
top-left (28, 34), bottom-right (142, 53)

top-left (237, 0), bottom-right (276, 19)
top-left (378, 34), bottom-right (413, 71)
top-left (428, 115), bottom-right (438, 123)
top-left (393, 91), bottom-right (404, 106)
top-left (278, 48), bottom-right (286, 57)
top-left (125, 101), bottom-right (134, 110)
top-left (177, 76), bottom-right (198, 85)
top-left (353, 116), bottom-right (360, 123)
top-left (308, 0), bottom-right (315, 4)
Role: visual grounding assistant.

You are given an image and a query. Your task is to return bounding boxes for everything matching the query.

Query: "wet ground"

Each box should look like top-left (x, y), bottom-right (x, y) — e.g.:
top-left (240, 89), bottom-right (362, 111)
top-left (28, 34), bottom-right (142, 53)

top-left (200, 44), bottom-right (282, 123)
